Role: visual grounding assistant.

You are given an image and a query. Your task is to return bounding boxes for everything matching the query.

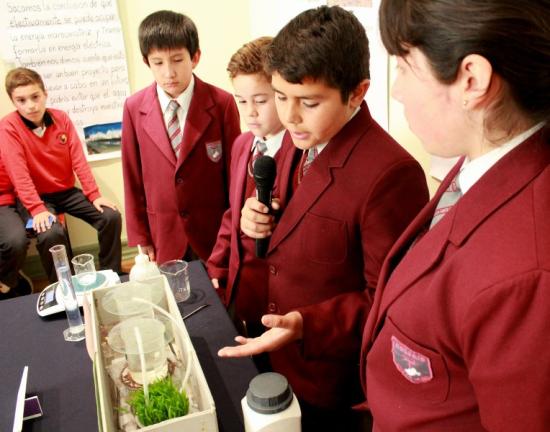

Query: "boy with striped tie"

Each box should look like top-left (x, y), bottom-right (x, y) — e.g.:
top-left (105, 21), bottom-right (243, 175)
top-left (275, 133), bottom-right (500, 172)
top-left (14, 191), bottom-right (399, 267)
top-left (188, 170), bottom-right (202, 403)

top-left (207, 37), bottom-right (291, 350)
top-left (122, 10), bottom-right (241, 265)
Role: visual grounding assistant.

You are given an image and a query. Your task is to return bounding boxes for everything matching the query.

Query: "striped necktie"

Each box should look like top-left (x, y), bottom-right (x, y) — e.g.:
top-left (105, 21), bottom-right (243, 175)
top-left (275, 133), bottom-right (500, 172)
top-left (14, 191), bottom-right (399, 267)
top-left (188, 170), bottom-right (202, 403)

top-left (302, 146), bottom-right (318, 177)
top-left (256, 139), bottom-right (267, 155)
top-left (429, 175), bottom-right (462, 228)
top-left (248, 139), bottom-right (268, 177)
top-left (166, 100), bottom-right (182, 157)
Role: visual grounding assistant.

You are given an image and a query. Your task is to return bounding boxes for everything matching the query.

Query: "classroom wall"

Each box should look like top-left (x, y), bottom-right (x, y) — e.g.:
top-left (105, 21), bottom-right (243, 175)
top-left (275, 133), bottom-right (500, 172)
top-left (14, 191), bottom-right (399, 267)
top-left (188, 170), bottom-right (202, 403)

top-left (0, 0), bottom-right (435, 253)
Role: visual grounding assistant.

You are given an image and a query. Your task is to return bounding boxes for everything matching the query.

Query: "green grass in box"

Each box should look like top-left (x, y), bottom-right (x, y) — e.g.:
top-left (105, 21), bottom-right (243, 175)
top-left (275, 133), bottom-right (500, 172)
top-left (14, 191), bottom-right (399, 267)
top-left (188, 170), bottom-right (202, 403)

top-left (129, 377), bottom-right (189, 427)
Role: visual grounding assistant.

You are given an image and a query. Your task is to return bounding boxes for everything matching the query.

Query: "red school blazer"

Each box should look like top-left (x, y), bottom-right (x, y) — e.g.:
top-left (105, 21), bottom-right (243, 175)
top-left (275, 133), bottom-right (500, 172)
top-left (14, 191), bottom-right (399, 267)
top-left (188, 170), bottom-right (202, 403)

top-left (122, 75), bottom-right (240, 264)
top-left (206, 130), bottom-right (294, 306)
top-left (265, 103), bottom-right (429, 409)
top-left (362, 128), bottom-right (550, 431)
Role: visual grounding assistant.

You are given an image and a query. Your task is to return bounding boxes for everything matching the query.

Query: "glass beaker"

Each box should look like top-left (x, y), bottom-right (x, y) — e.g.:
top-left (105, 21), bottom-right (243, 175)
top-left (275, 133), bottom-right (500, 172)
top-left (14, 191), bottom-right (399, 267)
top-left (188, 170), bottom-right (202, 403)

top-left (71, 253), bottom-right (96, 288)
top-left (159, 260), bottom-right (191, 302)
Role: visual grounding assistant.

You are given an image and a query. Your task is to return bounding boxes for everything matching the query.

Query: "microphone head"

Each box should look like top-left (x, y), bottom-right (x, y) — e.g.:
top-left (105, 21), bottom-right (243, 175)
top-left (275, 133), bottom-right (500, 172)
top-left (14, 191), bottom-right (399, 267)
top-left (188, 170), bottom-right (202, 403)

top-left (253, 155), bottom-right (277, 190)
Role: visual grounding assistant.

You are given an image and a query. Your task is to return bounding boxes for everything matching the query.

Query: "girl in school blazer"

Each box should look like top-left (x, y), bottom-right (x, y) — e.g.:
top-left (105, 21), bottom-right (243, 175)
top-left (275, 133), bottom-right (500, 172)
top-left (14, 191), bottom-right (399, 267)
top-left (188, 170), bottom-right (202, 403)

top-left (361, 1), bottom-right (550, 430)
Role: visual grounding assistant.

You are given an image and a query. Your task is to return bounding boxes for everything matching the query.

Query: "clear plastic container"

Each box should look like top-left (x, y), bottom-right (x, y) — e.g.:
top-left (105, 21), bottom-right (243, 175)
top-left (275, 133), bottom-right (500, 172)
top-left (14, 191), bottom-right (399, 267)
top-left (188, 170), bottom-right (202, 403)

top-left (107, 317), bottom-right (169, 384)
top-left (101, 280), bottom-right (165, 322)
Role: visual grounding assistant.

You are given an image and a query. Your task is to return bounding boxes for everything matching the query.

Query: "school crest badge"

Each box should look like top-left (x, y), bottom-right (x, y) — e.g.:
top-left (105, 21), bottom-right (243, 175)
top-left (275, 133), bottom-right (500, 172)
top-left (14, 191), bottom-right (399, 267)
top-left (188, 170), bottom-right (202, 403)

top-left (205, 140), bottom-right (222, 163)
top-left (57, 133), bottom-right (68, 144)
top-left (391, 335), bottom-right (433, 384)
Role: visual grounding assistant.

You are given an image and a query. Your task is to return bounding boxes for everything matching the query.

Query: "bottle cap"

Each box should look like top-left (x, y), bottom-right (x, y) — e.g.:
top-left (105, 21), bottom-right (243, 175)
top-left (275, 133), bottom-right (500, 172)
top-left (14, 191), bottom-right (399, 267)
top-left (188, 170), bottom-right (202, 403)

top-left (246, 372), bottom-right (293, 415)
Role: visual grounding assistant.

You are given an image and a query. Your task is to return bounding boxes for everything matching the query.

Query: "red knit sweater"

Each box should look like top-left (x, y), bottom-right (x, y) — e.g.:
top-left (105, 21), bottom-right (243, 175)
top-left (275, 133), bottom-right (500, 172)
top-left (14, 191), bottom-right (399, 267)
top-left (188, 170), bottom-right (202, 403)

top-left (0, 108), bottom-right (100, 215)
top-left (0, 153), bottom-right (15, 206)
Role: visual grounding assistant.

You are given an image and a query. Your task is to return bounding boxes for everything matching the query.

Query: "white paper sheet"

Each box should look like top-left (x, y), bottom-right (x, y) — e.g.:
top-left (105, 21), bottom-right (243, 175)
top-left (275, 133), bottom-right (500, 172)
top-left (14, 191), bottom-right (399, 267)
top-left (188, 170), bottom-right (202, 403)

top-left (12, 366), bottom-right (28, 432)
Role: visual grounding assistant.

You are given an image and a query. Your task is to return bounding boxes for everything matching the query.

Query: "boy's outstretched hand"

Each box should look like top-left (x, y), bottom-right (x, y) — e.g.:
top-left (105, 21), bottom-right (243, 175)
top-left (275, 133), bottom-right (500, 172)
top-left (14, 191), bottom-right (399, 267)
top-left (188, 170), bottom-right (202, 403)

top-left (240, 197), bottom-right (280, 239)
top-left (93, 196), bottom-right (118, 213)
top-left (218, 311), bottom-right (303, 358)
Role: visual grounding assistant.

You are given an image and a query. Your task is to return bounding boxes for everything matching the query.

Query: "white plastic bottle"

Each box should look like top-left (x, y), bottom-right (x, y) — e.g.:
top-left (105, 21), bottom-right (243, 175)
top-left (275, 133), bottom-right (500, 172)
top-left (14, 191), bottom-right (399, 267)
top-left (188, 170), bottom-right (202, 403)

top-left (129, 245), bottom-right (160, 281)
top-left (242, 372), bottom-right (302, 432)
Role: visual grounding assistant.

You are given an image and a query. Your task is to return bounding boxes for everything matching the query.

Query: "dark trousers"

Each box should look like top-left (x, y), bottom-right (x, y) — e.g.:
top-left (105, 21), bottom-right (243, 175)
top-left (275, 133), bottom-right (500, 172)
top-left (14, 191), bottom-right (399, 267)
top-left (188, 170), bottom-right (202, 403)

top-left (0, 205), bottom-right (29, 288)
top-left (18, 188), bottom-right (122, 282)
top-left (299, 399), bottom-right (373, 432)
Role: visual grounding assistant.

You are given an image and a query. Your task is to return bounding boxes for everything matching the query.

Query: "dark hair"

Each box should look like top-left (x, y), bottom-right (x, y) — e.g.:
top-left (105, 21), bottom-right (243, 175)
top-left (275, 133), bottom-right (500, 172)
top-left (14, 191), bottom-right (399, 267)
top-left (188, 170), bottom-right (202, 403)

top-left (227, 36), bottom-right (273, 81)
top-left (379, 0), bottom-right (550, 132)
top-left (138, 10), bottom-right (199, 62)
top-left (266, 5), bottom-right (370, 102)
top-left (5, 67), bottom-right (45, 98)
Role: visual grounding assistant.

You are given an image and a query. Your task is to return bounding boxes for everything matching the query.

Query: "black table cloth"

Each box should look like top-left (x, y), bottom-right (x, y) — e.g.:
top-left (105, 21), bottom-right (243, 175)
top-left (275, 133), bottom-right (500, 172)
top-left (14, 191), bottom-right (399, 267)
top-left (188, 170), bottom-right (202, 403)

top-left (0, 261), bottom-right (257, 431)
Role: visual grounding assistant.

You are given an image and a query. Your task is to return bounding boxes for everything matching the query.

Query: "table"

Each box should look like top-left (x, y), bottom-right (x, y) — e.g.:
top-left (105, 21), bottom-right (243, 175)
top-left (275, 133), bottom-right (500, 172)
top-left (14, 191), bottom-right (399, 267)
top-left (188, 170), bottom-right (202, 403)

top-left (0, 261), bottom-right (258, 431)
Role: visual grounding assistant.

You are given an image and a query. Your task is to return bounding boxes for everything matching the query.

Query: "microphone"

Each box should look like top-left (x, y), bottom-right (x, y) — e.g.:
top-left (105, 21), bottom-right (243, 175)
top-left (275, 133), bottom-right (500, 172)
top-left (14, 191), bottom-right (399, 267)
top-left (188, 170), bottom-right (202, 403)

top-left (253, 155), bottom-right (277, 258)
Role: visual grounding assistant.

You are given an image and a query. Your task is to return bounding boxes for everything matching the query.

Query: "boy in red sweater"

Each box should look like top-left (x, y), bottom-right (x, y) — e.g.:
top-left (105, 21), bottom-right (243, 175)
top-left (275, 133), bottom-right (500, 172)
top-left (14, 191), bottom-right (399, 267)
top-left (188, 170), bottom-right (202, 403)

top-left (0, 67), bottom-right (122, 282)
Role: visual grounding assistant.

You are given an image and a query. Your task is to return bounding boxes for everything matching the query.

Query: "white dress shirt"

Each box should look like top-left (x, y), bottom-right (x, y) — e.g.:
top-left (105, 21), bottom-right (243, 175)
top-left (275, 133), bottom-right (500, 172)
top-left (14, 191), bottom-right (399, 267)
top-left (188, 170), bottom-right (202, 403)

top-left (157, 75), bottom-right (195, 138)
top-left (459, 122), bottom-right (545, 194)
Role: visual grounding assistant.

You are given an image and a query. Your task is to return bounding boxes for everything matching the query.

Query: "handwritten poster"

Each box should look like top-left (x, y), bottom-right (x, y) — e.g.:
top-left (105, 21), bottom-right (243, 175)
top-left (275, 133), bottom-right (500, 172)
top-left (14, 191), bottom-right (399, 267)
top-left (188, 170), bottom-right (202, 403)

top-left (249, 0), bottom-right (388, 130)
top-left (0, 0), bottom-right (130, 161)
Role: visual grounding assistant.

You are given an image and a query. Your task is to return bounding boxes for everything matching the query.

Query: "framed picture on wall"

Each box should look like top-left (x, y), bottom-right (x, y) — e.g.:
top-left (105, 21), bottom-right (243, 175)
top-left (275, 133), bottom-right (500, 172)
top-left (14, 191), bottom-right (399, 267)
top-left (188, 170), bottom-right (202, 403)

top-left (83, 122), bottom-right (122, 160)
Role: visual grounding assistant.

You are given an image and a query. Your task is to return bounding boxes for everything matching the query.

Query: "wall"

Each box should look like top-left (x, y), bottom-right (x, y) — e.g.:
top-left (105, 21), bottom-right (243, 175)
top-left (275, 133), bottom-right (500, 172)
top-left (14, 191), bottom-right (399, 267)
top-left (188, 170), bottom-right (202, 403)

top-left (0, 0), bottom-right (435, 254)
top-left (0, 0), bottom-right (252, 254)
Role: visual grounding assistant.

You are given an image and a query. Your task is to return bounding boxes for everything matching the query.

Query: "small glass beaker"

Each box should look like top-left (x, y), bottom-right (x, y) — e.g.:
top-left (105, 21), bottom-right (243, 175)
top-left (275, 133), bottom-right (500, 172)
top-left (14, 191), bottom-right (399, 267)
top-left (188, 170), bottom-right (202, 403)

top-left (159, 260), bottom-right (190, 302)
top-left (71, 253), bottom-right (96, 289)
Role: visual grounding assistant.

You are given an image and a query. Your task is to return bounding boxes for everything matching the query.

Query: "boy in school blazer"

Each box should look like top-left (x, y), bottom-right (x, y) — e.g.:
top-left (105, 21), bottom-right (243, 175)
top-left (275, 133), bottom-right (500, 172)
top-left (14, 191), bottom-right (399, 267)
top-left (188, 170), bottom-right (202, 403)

top-left (207, 37), bottom-right (291, 338)
top-left (122, 10), bottom-right (240, 264)
top-left (219, 7), bottom-right (429, 430)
